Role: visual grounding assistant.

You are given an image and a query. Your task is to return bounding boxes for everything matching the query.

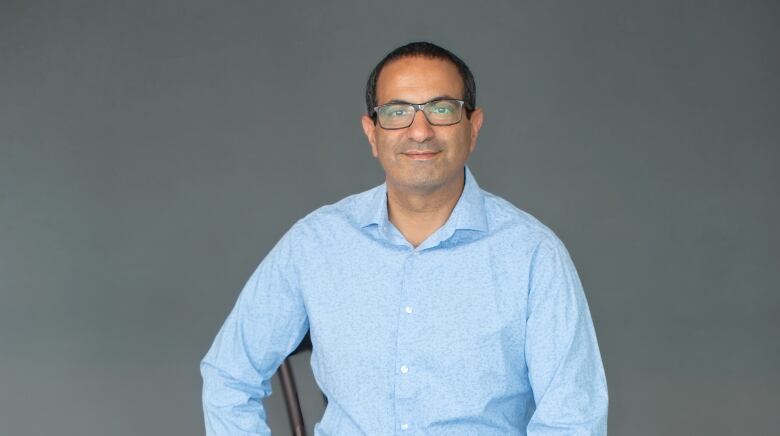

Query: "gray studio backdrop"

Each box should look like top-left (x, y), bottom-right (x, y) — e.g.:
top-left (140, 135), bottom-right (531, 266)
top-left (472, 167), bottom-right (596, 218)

top-left (1, 1), bottom-right (778, 435)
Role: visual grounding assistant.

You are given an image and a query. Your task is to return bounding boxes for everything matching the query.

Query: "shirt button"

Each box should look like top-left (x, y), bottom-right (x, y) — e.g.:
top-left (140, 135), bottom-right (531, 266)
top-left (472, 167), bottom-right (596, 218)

top-left (400, 365), bottom-right (409, 374)
top-left (400, 423), bottom-right (409, 430)
top-left (412, 251), bottom-right (420, 256)
top-left (404, 306), bottom-right (413, 314)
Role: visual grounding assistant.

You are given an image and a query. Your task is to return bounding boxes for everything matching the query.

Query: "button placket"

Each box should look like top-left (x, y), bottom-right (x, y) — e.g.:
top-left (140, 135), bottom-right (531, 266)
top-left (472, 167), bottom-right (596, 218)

top-left (395, 249), bottom-right (420, 424)
top-left (403, 250), bottom-right (418, 317)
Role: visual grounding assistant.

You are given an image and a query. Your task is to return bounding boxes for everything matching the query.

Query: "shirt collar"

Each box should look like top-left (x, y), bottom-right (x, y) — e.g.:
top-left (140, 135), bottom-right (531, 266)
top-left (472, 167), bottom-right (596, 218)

top-left (358, 165), bottom-right (488, 238)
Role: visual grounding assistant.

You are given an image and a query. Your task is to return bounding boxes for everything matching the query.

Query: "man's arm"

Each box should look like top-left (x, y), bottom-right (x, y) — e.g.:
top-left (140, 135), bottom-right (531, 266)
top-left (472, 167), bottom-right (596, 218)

top-left (200, 228), bottom-right (309, 435)
top-left (525, 236), bottom-right (609, 435)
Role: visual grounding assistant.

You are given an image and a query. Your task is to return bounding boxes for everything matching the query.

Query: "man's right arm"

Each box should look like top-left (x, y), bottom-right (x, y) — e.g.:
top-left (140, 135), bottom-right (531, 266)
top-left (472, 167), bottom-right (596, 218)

top-left (200, 228), bottom-right (309, 435)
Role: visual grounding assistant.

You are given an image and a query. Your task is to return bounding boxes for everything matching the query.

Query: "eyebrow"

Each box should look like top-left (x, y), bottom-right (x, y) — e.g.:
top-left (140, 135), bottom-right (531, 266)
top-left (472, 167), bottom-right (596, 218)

top-left (380, 95), bottom-right (459, 106)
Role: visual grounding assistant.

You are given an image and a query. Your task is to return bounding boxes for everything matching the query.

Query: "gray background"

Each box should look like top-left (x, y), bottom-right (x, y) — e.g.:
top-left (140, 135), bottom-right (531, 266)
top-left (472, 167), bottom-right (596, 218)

top-left (1, 0), bottom-right (778, 435)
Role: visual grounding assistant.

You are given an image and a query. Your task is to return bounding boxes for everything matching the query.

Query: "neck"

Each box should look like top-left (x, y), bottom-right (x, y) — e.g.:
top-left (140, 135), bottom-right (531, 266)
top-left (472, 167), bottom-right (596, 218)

top-left (385, 169), bottom-right (466, 247)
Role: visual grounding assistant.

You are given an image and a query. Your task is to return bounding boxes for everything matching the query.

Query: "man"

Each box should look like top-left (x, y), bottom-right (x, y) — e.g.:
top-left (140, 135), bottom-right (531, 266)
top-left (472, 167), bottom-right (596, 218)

top-left (201, 41), bottom-right (608, 435)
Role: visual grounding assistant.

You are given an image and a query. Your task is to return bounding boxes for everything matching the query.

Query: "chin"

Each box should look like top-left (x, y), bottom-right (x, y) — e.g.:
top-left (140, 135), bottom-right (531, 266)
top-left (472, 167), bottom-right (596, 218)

top-left (384, 162), bottom-right (453, 190)
top-left (397, 175), bottom-right (445, 193)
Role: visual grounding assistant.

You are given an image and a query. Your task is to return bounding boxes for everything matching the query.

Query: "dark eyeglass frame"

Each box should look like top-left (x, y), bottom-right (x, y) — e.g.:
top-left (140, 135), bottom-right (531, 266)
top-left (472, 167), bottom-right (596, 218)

top-left (371, 98), bottom-right (470, 130)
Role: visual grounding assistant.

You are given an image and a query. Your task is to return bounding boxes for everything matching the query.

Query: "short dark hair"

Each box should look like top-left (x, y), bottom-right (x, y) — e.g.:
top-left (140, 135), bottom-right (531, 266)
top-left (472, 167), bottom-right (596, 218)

top-left (365, 41), bottom-right (476, 121)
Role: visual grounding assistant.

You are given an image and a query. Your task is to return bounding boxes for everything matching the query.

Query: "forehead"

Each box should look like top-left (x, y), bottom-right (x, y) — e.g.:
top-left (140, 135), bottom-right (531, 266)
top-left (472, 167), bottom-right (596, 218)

top-left (375, 56), bottom-right (463, 105)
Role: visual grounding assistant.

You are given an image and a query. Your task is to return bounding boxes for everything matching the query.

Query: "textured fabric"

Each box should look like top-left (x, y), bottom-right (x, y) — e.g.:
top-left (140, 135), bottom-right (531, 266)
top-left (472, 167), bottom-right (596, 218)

top-left (200, 165), bottom-right (608, 435)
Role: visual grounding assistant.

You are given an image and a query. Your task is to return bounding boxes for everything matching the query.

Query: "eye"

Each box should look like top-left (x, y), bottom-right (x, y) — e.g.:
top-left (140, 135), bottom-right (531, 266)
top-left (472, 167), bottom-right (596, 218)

top-left (380, 105), bottom-right (412, 118)
top-left (427, 101), bottom-right (458, 114)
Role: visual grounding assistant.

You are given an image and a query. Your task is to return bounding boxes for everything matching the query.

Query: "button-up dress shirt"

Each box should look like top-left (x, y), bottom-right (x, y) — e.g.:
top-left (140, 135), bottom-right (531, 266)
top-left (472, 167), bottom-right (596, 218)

top-left (201, 165), bottom-right (608, 435)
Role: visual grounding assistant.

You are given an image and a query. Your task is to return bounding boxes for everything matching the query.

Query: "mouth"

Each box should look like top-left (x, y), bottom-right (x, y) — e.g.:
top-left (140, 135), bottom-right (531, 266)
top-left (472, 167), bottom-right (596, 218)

top-left (402, 150), bottom-right (441, 161)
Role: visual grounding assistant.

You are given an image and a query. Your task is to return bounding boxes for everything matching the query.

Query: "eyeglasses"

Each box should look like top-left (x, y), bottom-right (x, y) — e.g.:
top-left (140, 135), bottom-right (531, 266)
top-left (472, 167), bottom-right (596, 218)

top-left (372, 99), bottom-right (467, 130)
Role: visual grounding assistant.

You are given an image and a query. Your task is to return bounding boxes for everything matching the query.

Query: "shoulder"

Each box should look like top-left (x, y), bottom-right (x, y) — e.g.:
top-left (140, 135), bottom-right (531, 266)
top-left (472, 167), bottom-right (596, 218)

top-left (479, 190), bottom-right (581, 294)
top-left (481, 188), bottom-right (567, 254)
top-left (285, 184), bottom-right (379, 240)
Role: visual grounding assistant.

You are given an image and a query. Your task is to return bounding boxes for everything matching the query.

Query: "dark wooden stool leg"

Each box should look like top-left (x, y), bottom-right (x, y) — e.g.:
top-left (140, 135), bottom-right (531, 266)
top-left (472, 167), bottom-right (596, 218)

top-left (279, 359), bottom-right (306, 436)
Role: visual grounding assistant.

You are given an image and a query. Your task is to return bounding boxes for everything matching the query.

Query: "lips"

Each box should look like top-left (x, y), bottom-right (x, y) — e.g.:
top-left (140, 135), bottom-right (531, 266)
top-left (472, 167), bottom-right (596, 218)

top-left (403, 150), bottom-right (440, 160)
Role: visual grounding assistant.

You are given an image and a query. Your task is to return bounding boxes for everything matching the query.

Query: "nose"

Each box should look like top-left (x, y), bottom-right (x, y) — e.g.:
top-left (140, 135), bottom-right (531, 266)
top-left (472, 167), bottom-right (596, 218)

top-left (406, 109), bottom-right (434, 143)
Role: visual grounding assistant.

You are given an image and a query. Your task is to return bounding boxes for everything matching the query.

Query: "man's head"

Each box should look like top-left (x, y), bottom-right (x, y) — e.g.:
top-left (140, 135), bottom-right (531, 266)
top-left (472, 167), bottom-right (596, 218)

top-left (361, 42), bottom-right (484, 195)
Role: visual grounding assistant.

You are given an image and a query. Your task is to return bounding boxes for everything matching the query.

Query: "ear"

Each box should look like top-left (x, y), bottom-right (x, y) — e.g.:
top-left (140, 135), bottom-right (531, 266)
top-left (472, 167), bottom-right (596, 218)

top-left (467, 107), bottom-right (484, 153)
top-left (361, 114), bottom-right (379, 158)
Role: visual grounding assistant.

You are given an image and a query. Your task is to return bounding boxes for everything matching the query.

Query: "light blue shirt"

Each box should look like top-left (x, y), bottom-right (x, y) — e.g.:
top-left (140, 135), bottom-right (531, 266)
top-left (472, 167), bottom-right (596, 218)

top-left (201, 165), bottom-right (608, 435)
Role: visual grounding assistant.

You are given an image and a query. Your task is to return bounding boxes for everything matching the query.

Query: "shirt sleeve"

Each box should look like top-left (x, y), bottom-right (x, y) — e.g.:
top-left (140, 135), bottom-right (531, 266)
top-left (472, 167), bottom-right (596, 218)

top-left (524, 236), bottom-right (609, 435)
top-left (200, 226), bottom-right (309, 435)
